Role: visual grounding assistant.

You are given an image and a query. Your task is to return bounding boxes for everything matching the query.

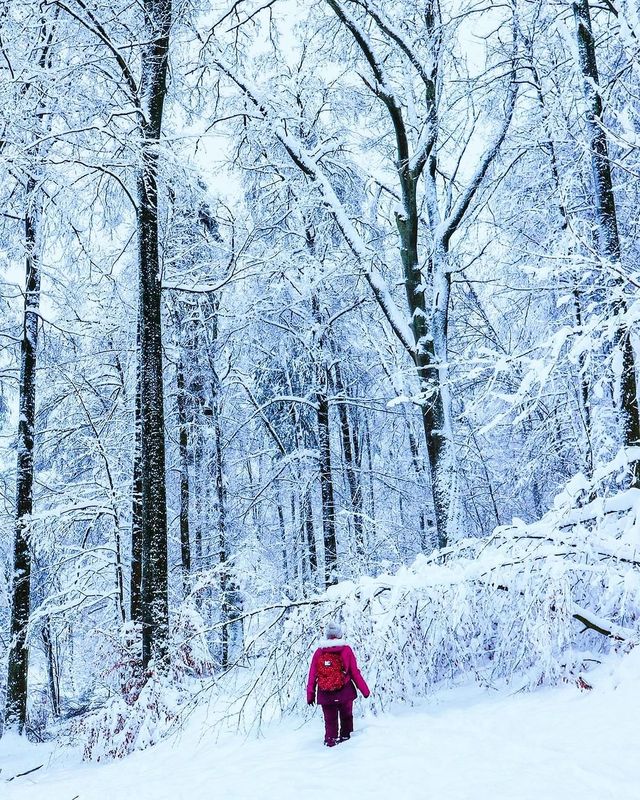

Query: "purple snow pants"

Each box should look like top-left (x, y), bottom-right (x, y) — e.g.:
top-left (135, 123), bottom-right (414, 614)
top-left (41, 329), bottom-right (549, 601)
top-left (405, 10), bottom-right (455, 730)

top-left (321, 700), bottom-right (354, 744)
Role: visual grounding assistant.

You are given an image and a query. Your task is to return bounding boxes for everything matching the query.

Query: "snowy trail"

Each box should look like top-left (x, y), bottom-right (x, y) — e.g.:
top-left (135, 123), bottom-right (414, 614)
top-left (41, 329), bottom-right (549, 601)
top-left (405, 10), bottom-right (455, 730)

top-left (2, 666), bottom-right (638, 800)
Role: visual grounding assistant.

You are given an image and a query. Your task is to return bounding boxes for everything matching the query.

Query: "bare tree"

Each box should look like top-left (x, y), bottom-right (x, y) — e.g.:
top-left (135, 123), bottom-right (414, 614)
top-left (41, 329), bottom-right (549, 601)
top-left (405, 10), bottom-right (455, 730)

top-left (572, 0), bottom-right (640, 483)
top-left (3, 11), bottom-right (56, 734)
top-left (210, 0), bottom-right (517, 547)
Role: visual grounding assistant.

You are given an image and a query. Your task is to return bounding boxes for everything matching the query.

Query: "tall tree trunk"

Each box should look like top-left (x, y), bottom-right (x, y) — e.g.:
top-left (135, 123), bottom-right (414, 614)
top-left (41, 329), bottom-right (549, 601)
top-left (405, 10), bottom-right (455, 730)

top-left (130, 356), bottom-right (143, 623)
top-left (138, 0), bottom-right (172, 669)
top-left (193, 432), bottom-right (203, 570)
top-left (397, 172), bottom-right (456, 548)
top-left (332, 364), bottom-right (364, 558)
top-left (363, 416), bottom-right (376, 537)
top-left (572, 287), bottom-right (595, 474)
top-left (283, 358), bottom-right (319, 586)
top-left (573, 0), bottom-right (640, 483)
top-left (176, 356), bottom-right (191, 597)
top-left (5, 177), bottom-right (41, 733)
top-left (41, 618), bottom-right (60, 719)
top-left (316, 370), bottom-right (338, 586)
top-left (276, 492), bottom-right (289, 582)
top-left (302, 483), bottom-right (318, 582)
top-left (291, 491), bottom-right (304, 592)
top-left (308, 290), bottom-right (338, 585)
top-left (213, 405), bottom-right (229, 667)
top-left (113, 523), bottom-right (127, 625)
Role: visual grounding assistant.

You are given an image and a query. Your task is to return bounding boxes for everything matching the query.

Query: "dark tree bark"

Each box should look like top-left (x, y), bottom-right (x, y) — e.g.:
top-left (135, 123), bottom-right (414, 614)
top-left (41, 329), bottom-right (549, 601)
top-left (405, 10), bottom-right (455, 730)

top-left (332, 364), bottom-right (365, 558)
top-left (276, 495), bottom-right (289, 581)
top-left (573, 0), bottom-right (640, 483)
top-left (193, 432), bottom-right (204, 570)
top-left (176, 356), bottom-right (191, 596)
top-left (130, 366), bottom-right (143, 623)
top-left (363, 416), bottom-right (376, 531)
top-left (4, 177), bottom-right (41, 733)
top-left (302, 484), bottom-right (318, 581)
top-left (41, 618), bottom-right (60, 719)
top-left (291, 492), bottom-right (302, 588)
top-left (307, 287), bottom-right (339, 585)
top-left (395, 165), bottom-right (453, 550)
top-left (138, 0), bottom-right (172, 669)
top-left (212, 406), bottom-right (230, 667)
top-left (316, 370), bottom-right (338, 586)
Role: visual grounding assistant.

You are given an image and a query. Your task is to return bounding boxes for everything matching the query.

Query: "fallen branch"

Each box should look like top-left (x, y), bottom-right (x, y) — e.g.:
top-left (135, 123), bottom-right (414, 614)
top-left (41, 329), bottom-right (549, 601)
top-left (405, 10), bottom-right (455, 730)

top-left (6, 764), bottom-right (44, 782)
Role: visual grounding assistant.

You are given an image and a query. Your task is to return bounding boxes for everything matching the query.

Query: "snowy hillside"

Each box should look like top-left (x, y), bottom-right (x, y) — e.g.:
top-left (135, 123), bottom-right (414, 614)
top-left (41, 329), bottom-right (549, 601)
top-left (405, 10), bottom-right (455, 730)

top-left (3, 488), bottom-right (640, 798)
top-left (191, 484), bottom-right (640, 735)
top-left (3, 646), bottom-right (640, 800)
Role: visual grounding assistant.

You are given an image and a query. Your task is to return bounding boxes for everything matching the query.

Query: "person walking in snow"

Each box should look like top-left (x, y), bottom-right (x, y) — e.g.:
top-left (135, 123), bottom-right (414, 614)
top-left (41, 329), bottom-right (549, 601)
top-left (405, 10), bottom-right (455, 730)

top-left (306, 621), bottom-right (370, 747)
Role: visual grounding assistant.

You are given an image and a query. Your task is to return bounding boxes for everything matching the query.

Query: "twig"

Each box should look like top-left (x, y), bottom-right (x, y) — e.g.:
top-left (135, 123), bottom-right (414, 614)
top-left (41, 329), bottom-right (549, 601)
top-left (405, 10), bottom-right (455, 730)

top-left (6, 764), bottom-right (44, 781)
top-left (572, 612), bottom-right (625, 641)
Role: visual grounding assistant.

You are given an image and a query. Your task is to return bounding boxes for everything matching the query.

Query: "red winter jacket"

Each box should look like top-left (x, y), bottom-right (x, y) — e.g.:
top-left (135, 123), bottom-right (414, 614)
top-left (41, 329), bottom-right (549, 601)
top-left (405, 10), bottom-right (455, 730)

top-left (307, 639), bottom-right (370, 706)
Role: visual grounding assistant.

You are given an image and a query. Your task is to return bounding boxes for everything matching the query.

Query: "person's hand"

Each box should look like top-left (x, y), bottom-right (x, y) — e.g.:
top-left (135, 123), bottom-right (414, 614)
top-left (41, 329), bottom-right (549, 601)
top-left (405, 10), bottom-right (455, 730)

top-left (307, 698), bottom-right (315, 706)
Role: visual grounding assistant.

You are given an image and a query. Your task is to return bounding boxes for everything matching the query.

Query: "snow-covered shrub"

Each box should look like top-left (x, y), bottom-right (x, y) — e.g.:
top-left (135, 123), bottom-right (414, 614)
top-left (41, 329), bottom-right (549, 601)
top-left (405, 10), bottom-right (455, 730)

top-left (77, 670), bottom-right (181, 761)
top-left (172, 603), bottom-right (216, 677)
top-left (74, 487), bottom-right (640, 749)
top-left (74, 608), bottom-right (216, 760)
top-left (212, 488), bottom-right (640, 727)
top-left (92, 622), bottom-right (146, 706)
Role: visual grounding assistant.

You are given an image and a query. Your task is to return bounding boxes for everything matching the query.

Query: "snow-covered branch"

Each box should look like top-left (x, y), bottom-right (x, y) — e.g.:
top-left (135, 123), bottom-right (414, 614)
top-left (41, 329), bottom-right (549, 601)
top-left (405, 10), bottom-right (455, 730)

top-left (211, 56), bottom-right (416, 355)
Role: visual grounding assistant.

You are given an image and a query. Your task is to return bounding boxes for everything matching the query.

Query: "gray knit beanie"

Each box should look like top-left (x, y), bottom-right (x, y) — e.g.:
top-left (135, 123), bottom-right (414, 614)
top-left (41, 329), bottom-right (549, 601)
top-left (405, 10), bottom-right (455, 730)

top-left (325, 621), bottom-right (343, 639)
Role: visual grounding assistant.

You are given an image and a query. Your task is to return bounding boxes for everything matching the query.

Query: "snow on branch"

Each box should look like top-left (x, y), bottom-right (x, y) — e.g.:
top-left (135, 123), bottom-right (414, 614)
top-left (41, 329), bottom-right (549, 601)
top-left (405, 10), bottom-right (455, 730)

top-left (192, 489), bottom-right (640, 732)
top-left (345, 0), bottom-right (435, 89)
top-left (210, 56), bottom-right (416, 355)
top-left (52, 0), bottom-right (140, 107)
top-left (572, 605), bottom-right (631, 641)
top-left (325, 0), bottom-right (402, 103)
top-left (435, 39), bottom-right (519, 248)
top-left (71, 486), bottom-right (640, 756)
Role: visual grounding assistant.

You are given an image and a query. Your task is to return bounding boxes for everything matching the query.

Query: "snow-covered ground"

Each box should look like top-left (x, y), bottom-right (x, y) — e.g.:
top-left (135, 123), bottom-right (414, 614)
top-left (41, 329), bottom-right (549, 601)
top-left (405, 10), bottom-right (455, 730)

top-left (3, 649), bottom-right (639, 800)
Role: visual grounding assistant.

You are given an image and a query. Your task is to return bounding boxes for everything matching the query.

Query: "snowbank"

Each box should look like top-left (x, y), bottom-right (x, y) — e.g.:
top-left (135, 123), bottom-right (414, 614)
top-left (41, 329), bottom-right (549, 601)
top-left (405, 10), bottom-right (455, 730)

top-left (2, 646), bottom-right (639, 799)
top-left (224, 487), bottom-right (640, 726)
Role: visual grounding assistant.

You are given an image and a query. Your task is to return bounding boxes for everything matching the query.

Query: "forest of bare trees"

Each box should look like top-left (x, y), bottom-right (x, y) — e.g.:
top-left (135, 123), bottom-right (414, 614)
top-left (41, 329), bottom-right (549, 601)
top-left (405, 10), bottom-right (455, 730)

top-left (1, 0), bottom-right (640, 741)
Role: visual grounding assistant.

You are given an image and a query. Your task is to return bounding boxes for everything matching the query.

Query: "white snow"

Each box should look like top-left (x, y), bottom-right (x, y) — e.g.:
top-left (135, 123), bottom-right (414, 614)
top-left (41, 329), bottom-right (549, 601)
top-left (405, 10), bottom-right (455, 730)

top-left (2, 648), bottom-right (639, 800)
